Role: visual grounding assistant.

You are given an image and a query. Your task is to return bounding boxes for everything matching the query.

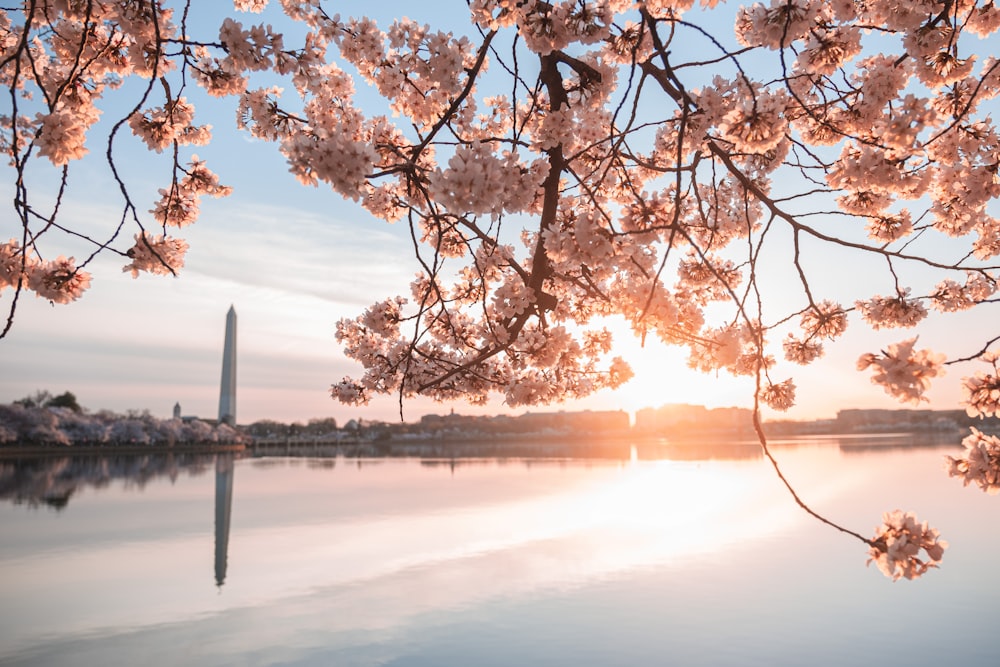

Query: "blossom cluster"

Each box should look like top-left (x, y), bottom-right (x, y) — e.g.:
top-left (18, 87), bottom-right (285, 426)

top-left (867, 510), bottom-right (947, 581)
top-left (0, 240), bottom-right (91, 304)
top-left (945, 428), bottom-right (1000, 495)
top-left (783, 301), bottom-right (849, 364)
top-left (929, 272), bottom-right (997, 312)
top-left (857, 339), bottom-right (945, 404)
top-left (427, 145), bottom-right (549, 218)
top-left (151, 157), bottom-right (232, 227)
top-left (123, 233), bottom-right (190, 278)
top-left (759, 378), bottom-right (796, 411)
top-left (129, 98), bottom-right (210, 154)
top-left (961, 353), bottom-right (1000, 419)
top-left (855, 291), bottom-right (928, 330)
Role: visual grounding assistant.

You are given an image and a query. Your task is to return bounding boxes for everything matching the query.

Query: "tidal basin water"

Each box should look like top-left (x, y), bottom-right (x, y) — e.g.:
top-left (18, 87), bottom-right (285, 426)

top-left (1, 437), bottom-right (998, 666)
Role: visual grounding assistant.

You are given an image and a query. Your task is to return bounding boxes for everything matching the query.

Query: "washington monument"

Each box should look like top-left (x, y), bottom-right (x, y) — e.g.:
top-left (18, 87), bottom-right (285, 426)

top-left (218, 305), bottom-right (237, 426)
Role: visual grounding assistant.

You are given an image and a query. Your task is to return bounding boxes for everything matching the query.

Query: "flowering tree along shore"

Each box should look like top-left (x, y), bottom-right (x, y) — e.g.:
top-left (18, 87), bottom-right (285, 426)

top-left (3, 0), bottom-right (1000, 579)
top-left (0, 401), bottom-right (246, 447)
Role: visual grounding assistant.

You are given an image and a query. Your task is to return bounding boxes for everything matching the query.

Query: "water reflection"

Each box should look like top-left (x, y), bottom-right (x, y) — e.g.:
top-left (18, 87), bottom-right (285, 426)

top-left (0, 434), bottom-right (963, 508)
top-left (0, 437), bottom-right (843, 605)
top-left (0, 434), bottom-right (967, 601)
top-left (833, 431), bottom-right (963, 454)
top-left (215, 455), bottom-right (234, 587)
top-left (0, 453), bottom-right (214, 508)
top-left (250, 439), bottom-right (769, 463)
top-left (1, 439), bottom-right (997, 667)
top-left (0, 452), bottom-right (238, 590)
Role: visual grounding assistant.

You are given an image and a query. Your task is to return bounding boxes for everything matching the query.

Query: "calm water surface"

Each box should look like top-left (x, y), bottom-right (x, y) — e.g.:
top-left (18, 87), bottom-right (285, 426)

top-left (1, 437), bottom-right (998, 666)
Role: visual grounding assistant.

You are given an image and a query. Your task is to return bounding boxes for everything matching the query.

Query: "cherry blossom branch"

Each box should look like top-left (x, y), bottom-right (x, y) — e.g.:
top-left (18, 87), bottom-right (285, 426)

top-left (946, 333), bottom-right (1000, 365)
top-left (752, 376), bottom-right (873, 546)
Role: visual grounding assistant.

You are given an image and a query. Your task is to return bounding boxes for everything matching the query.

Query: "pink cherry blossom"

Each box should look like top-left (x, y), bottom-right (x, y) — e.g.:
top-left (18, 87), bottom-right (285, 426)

top-left (961, 353), bottom-right (1000, 419)
top-left (129, 98), bottom-right (210, 153)
top-left (123, 233), bottom-right (189, 278)
top-left (867, 510), bottom-right (947, 581)
top-left (855, 290), bottom-right (928, 330)
top-left (800, 301), bottom-right (848, 339)
top-left (27, 256), bottom-right (91, 304)
top-left (857, 338), bottom-right (945, 404)
top-left (760, 378), bottom-right (796, 411)
top-left (35, 109), bottom-right (91, 166)
top-left (946, 428), bottom-right (1000, 495)
top-left (0, 239), bottom-right (36, 290)
top-left (782, 334), bottom-right (823, 365)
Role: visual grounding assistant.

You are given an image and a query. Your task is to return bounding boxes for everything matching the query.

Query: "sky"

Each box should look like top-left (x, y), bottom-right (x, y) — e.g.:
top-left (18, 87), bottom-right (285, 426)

top-left (0, 1), bottom-right (996, 425)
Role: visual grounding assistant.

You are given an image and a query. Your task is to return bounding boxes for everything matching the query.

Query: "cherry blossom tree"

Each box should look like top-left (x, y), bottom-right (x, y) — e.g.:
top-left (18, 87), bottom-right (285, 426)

top-left (0, 401), bottom-right (247, 446)
top-left (3, 0), bottom-right (1000, 579)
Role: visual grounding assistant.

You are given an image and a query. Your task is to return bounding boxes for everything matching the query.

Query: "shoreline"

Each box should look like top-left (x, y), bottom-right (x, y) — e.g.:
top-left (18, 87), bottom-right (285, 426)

top-left (0, 443), bottom-right (246, 459)
top-left (0, 429), bottom-right (966, 461)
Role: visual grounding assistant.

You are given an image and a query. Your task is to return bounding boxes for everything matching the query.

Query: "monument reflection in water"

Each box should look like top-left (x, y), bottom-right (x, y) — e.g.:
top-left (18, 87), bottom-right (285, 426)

top-left (214, 454), bottom-right (234, 587)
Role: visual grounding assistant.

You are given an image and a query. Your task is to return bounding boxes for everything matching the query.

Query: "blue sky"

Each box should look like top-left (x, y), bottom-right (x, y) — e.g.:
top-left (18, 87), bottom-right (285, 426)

top-left (1, 1), bottom-right (996, 424)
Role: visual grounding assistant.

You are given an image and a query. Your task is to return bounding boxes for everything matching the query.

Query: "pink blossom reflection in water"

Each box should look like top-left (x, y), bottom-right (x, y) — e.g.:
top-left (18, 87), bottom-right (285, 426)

top-left (0, 438), bottom-right (998, 666)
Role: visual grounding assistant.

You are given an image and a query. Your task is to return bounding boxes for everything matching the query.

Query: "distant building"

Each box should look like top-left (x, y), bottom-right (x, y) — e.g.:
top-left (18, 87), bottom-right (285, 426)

top-left (417, 409), bottom-right (629, 437)
top-left (531, 409), bottom-right (630, 433)
top-left (835, 408), bottom-right (968, 432)
top-left (173, 402), bottom-right (181, 419)
top-left (634, 403), bottom-right (753, 436)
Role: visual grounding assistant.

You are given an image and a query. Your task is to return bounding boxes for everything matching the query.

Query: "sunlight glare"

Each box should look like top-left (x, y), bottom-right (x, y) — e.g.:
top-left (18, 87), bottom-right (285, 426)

top-left (557, 458), bottom-right (794, 559)
top-left (579, 319), bottom-right (756, 415)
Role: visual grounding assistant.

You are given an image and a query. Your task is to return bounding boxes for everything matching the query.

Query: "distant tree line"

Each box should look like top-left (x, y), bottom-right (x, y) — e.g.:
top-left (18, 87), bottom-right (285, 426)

top-left (244, 417), bottom-right (340, 439)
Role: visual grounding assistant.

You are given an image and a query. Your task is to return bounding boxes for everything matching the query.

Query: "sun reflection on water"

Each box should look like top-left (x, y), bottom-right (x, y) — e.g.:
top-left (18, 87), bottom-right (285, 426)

top-left (4, 444), bottom-right (996, 666)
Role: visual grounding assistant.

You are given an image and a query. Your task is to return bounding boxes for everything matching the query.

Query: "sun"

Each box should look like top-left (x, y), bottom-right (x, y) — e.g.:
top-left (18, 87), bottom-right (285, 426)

top-left (577, 321), bottom-right (757, 416)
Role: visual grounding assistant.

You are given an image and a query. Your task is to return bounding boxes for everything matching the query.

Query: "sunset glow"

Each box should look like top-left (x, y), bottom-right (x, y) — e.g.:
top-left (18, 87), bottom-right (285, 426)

top-left (581, 326), bottom-right (757, 416)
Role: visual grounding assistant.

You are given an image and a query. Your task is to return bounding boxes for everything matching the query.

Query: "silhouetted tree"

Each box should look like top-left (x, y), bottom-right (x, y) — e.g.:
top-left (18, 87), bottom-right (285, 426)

top-left (44, 391), bottom-right (82, 414)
